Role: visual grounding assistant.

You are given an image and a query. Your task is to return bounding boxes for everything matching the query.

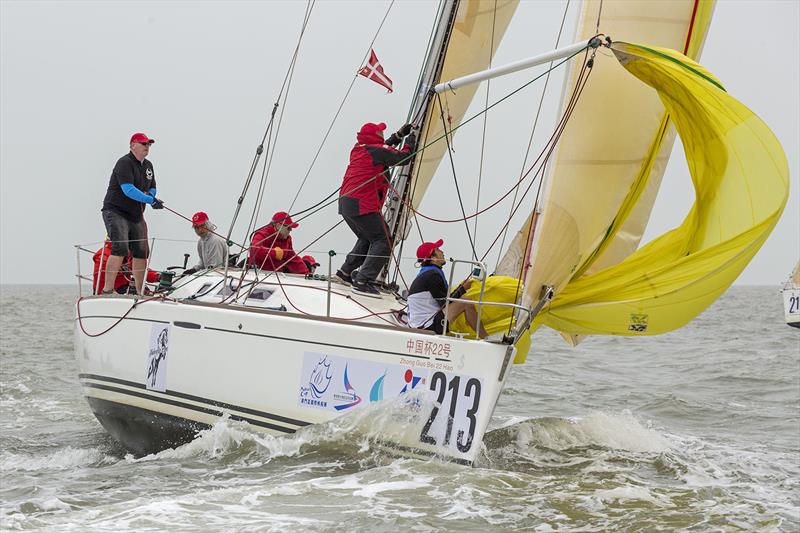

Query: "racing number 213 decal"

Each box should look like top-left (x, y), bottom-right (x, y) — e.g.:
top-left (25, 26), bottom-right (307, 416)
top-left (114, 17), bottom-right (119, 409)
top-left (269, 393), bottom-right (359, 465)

top-left (419, 371), bottom-right (482, 453)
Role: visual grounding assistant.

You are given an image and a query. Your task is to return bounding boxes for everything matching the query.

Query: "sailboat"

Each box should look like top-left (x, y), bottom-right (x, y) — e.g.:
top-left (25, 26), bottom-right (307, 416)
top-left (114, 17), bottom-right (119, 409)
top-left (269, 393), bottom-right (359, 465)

top-left (73, 0), bottom-right (789, 465)
top-left (782, 261), bottom-right (800, 328)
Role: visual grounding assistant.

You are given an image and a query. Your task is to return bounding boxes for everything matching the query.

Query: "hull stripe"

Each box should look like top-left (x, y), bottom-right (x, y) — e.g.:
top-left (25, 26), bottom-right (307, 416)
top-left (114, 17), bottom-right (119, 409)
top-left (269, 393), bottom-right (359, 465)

top-left (79, 373), bottom-right (310, 427)
top-left (82, 382), bottom-right (298, 434)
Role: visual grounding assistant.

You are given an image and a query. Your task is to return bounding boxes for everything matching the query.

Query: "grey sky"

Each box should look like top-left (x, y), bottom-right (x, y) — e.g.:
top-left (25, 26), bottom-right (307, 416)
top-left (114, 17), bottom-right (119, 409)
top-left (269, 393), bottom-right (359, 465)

top-left (1, 0), bottom-right (797, 286)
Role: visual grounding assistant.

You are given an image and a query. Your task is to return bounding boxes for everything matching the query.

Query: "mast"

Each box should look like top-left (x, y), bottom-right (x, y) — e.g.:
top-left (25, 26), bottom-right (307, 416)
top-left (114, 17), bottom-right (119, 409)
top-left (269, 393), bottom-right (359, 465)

top-left (381, 0), bottom-right (460, 283)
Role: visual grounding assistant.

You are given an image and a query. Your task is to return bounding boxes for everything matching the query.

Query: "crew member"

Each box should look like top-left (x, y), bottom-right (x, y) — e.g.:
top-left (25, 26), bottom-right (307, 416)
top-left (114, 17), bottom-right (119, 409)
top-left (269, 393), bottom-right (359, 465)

top-left (100, 132), bottom-right (164, 296)
top-left (248, 211), bottom-right (308, 274)
top-left (92, 240), bottom-right (159, 295)
top-left (336, 122), bottom-right (415, 297)
top-left (183, 211), bottom-right (228, 276)
top-left (407, 239), bottom-right (488, 338)
top-left (302, 255), bottom-right (320, 274)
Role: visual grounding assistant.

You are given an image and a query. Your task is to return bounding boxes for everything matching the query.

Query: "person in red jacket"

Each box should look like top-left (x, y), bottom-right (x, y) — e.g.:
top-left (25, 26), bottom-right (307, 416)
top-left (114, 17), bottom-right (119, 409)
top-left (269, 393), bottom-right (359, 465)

top-left (248, 211), bottom-right (309, 275)
top-left (336, 121), bottom-right (416, 297)
top-left (92, 240), bottom-right (159, 295)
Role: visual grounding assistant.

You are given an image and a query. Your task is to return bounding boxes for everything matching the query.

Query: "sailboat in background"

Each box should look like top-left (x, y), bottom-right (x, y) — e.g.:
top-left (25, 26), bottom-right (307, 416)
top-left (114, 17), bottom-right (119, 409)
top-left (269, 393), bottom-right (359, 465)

top-left (73, 0), bottom-right (789, 464)
top-left (782, 261), bottom-right (800, 328)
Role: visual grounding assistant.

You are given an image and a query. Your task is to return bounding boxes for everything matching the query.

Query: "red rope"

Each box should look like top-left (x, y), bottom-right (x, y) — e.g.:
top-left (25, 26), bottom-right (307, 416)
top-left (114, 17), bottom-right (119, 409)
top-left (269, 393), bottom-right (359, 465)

top-left (76, 295), bottom-right (164, 338)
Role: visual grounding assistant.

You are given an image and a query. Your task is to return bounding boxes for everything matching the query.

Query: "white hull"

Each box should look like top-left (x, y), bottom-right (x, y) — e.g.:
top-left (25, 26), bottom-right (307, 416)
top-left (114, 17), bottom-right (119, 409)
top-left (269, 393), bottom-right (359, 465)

top-left (782, 285), bottom-right (800, 328)
top-left (74, 271), bottom-right (516, 465)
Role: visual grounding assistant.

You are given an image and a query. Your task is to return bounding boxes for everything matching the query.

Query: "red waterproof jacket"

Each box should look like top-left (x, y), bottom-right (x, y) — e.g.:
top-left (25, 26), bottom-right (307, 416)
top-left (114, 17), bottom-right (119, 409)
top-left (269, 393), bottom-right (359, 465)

top-left (92, 241), bottom-right (159, 294)
top-left (248, 224), bottom-right (309, 274)
top-left (338, 125), bottom-right (413, 216)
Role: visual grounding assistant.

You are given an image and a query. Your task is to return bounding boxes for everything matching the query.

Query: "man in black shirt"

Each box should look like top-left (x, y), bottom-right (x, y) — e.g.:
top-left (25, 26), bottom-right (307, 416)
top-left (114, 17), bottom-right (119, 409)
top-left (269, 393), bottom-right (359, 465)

top-left (100, 132), bottom-right (164, 296)
top-left (406, 239), bottom-right (488, 338)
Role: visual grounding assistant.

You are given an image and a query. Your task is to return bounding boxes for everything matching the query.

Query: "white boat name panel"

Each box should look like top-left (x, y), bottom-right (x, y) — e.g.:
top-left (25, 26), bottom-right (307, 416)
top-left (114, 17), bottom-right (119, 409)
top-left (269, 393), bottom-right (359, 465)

top-left (419, 371), bottom-right (484, 454)
top-left (298, 352), bottom-right (427, 411)
top-left (145, 324), bottom-right (171, 392)
top-left (783, 288), bottom-right (800, 324)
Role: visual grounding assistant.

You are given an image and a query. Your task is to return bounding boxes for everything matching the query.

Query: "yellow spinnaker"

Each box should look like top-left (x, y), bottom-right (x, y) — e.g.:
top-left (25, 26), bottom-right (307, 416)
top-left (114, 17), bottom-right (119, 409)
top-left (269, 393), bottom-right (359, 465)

top-left (537, 43), bottom-right (789, 336)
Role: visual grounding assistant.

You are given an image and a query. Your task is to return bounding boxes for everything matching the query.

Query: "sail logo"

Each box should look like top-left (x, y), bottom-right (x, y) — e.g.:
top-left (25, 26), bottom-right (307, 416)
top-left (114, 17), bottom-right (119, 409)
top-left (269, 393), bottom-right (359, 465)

top-left (628, 313), bottom-right (649, 332)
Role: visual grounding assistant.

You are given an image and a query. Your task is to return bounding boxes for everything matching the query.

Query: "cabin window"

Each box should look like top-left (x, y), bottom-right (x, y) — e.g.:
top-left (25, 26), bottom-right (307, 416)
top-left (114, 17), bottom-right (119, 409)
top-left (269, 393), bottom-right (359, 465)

top-left (247, 288), bottom-right (274, 301)
top-left (193, 282), bottom-right (213, 297)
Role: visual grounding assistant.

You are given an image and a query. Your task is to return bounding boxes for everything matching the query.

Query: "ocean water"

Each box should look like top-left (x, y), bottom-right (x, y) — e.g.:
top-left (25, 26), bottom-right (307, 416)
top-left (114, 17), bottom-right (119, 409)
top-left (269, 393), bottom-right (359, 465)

top-left (1, 285), bottom-right (798, 531)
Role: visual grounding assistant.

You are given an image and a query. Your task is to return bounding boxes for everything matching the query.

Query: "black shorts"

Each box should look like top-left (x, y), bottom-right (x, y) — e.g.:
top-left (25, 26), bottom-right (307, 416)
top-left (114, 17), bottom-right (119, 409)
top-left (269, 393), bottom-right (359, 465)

top-left (102, 209), bottom-right (148, 259)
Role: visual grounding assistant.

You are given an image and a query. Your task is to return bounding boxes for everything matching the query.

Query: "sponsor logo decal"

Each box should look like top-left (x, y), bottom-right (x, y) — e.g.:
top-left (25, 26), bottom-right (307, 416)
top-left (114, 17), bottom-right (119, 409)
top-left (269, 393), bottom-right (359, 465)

top-left (333, 364), bottom-right (363, 411)
top-left (298, 352), bottom-right (430, 412)
top-left (299, 356), bottom-right (332, 408)
top-left (146, 324), bottom-right (170, 391)
top-left (400, 368), bottom-right (423, 394)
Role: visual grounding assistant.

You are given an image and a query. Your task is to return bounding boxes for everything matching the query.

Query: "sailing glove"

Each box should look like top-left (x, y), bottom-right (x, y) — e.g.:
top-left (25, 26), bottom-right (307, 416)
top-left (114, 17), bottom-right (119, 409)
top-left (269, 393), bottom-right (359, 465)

top-left (396, 123), bottom-right (413, 137)
top-left (152, 198), bottom-right (165, 209)
top-left (405, 133), bottom-right (417, 152)
top-left (385, 133), bottom-right (401, 147)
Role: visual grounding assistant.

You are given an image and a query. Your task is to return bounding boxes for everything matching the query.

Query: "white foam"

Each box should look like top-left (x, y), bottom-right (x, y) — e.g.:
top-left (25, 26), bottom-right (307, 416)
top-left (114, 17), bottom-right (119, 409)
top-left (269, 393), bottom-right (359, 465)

top-left (592, 486), bottom-right (668, 506)
top-left (352, 479), bottom-right (430, 498)
top-left (0, 446), bottom-right (115, 472)
top-left (514, 411), bottom-right (670, 453)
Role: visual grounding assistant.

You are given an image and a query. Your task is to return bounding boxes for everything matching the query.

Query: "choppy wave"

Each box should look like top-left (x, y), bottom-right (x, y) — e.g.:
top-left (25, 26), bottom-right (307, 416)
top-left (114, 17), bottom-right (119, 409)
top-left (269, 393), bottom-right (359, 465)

top-left (2, 286), bottom-right (799, 531)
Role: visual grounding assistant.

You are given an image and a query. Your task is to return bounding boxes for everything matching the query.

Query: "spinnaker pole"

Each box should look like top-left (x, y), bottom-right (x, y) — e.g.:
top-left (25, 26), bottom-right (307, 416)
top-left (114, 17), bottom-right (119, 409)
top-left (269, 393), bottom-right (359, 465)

top-left (434, 37), bottom-right (600, 93)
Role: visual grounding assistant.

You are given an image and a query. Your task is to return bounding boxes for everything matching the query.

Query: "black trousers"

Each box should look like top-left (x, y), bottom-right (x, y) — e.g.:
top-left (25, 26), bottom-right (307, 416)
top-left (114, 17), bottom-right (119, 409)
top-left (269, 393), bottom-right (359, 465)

top-left (340, 212), bottom-right (391, 283)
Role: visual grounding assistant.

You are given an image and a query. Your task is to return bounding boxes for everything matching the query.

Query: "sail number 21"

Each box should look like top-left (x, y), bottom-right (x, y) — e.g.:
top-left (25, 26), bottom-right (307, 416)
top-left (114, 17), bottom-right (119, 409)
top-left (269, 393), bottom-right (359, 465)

top-left (419, 371), bottom-right (482, 453)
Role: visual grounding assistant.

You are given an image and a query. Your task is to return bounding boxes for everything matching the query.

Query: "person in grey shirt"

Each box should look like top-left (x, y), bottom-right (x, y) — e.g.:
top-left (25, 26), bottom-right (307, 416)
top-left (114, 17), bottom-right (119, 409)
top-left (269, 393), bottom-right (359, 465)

top-left (183, 211), bottom-right (227, 275)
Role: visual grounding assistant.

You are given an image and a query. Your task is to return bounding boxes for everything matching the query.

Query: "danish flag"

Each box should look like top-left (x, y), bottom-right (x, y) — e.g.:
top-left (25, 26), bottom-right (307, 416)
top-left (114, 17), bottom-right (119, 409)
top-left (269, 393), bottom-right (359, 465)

top-left (358, 49), bottom-right (393, 93)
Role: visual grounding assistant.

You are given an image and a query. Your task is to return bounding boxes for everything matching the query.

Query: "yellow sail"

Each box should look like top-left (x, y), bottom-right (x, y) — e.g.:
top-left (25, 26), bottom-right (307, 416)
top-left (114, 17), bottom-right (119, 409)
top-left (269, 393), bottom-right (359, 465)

top-left (536, 43), bottom-right (789, 336)
top-left (410, 0), bottom-right (518, 208)
top-left (499, 0), bottom-right (715, 305)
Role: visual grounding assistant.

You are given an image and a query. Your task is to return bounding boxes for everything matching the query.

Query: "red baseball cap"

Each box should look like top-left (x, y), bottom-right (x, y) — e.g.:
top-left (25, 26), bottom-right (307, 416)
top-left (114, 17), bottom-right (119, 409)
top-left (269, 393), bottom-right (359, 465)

top-left (272, 211), bottom-right (299, 228)
top-left (191, 212), bottom-right (209, 227)
top-left (302, 255), bottom-right (319, 267)
top-left (416, 239), bottom-right (444, 261)
top-left (130, 132), bottom-right (155, 145)
top-left (358, 122), bottom-right (386, 136)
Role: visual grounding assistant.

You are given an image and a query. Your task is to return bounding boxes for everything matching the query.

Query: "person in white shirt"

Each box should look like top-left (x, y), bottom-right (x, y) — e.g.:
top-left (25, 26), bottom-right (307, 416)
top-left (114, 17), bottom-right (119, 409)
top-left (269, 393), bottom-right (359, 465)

top-left (183, 211), bottom-right (227, 276)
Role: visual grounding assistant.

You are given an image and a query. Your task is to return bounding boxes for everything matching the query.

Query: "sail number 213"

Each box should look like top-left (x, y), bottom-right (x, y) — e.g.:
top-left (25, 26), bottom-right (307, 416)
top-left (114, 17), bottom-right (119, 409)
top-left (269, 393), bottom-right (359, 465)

top-left (419, 371), bottom-right (482, 453)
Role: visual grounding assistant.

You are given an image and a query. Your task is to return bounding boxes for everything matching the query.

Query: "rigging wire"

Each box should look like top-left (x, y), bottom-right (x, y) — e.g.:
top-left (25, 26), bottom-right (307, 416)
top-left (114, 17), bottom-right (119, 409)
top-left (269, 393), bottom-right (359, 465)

top-left (504, 49), bottom-right (594, 335)
top-left (287, 0), bottom-right (396, 213)
top-left (495, 0), bottom-right (571, 271)
top-left (230, 0), bottom-right (315, 247)
top-left (595, 0), bottom-right (604, 34)
top-left (287, 47), bottom-right (588, 229)
top-left (188, 44), bottom-right (590, 301)
top-left (248, 0), bottom-right (315, 236)
top-left (474, 0), bottom-right (498, 245)
top-left (225, 0), bottom-right (316, 300)
top-left (437, 92), bottom-right (478, 261)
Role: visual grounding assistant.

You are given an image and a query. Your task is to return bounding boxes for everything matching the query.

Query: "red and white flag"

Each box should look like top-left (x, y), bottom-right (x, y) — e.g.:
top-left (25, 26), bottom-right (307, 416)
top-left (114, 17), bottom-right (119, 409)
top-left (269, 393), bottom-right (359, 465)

top-left (358, 49), bottom-right (393, 93)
